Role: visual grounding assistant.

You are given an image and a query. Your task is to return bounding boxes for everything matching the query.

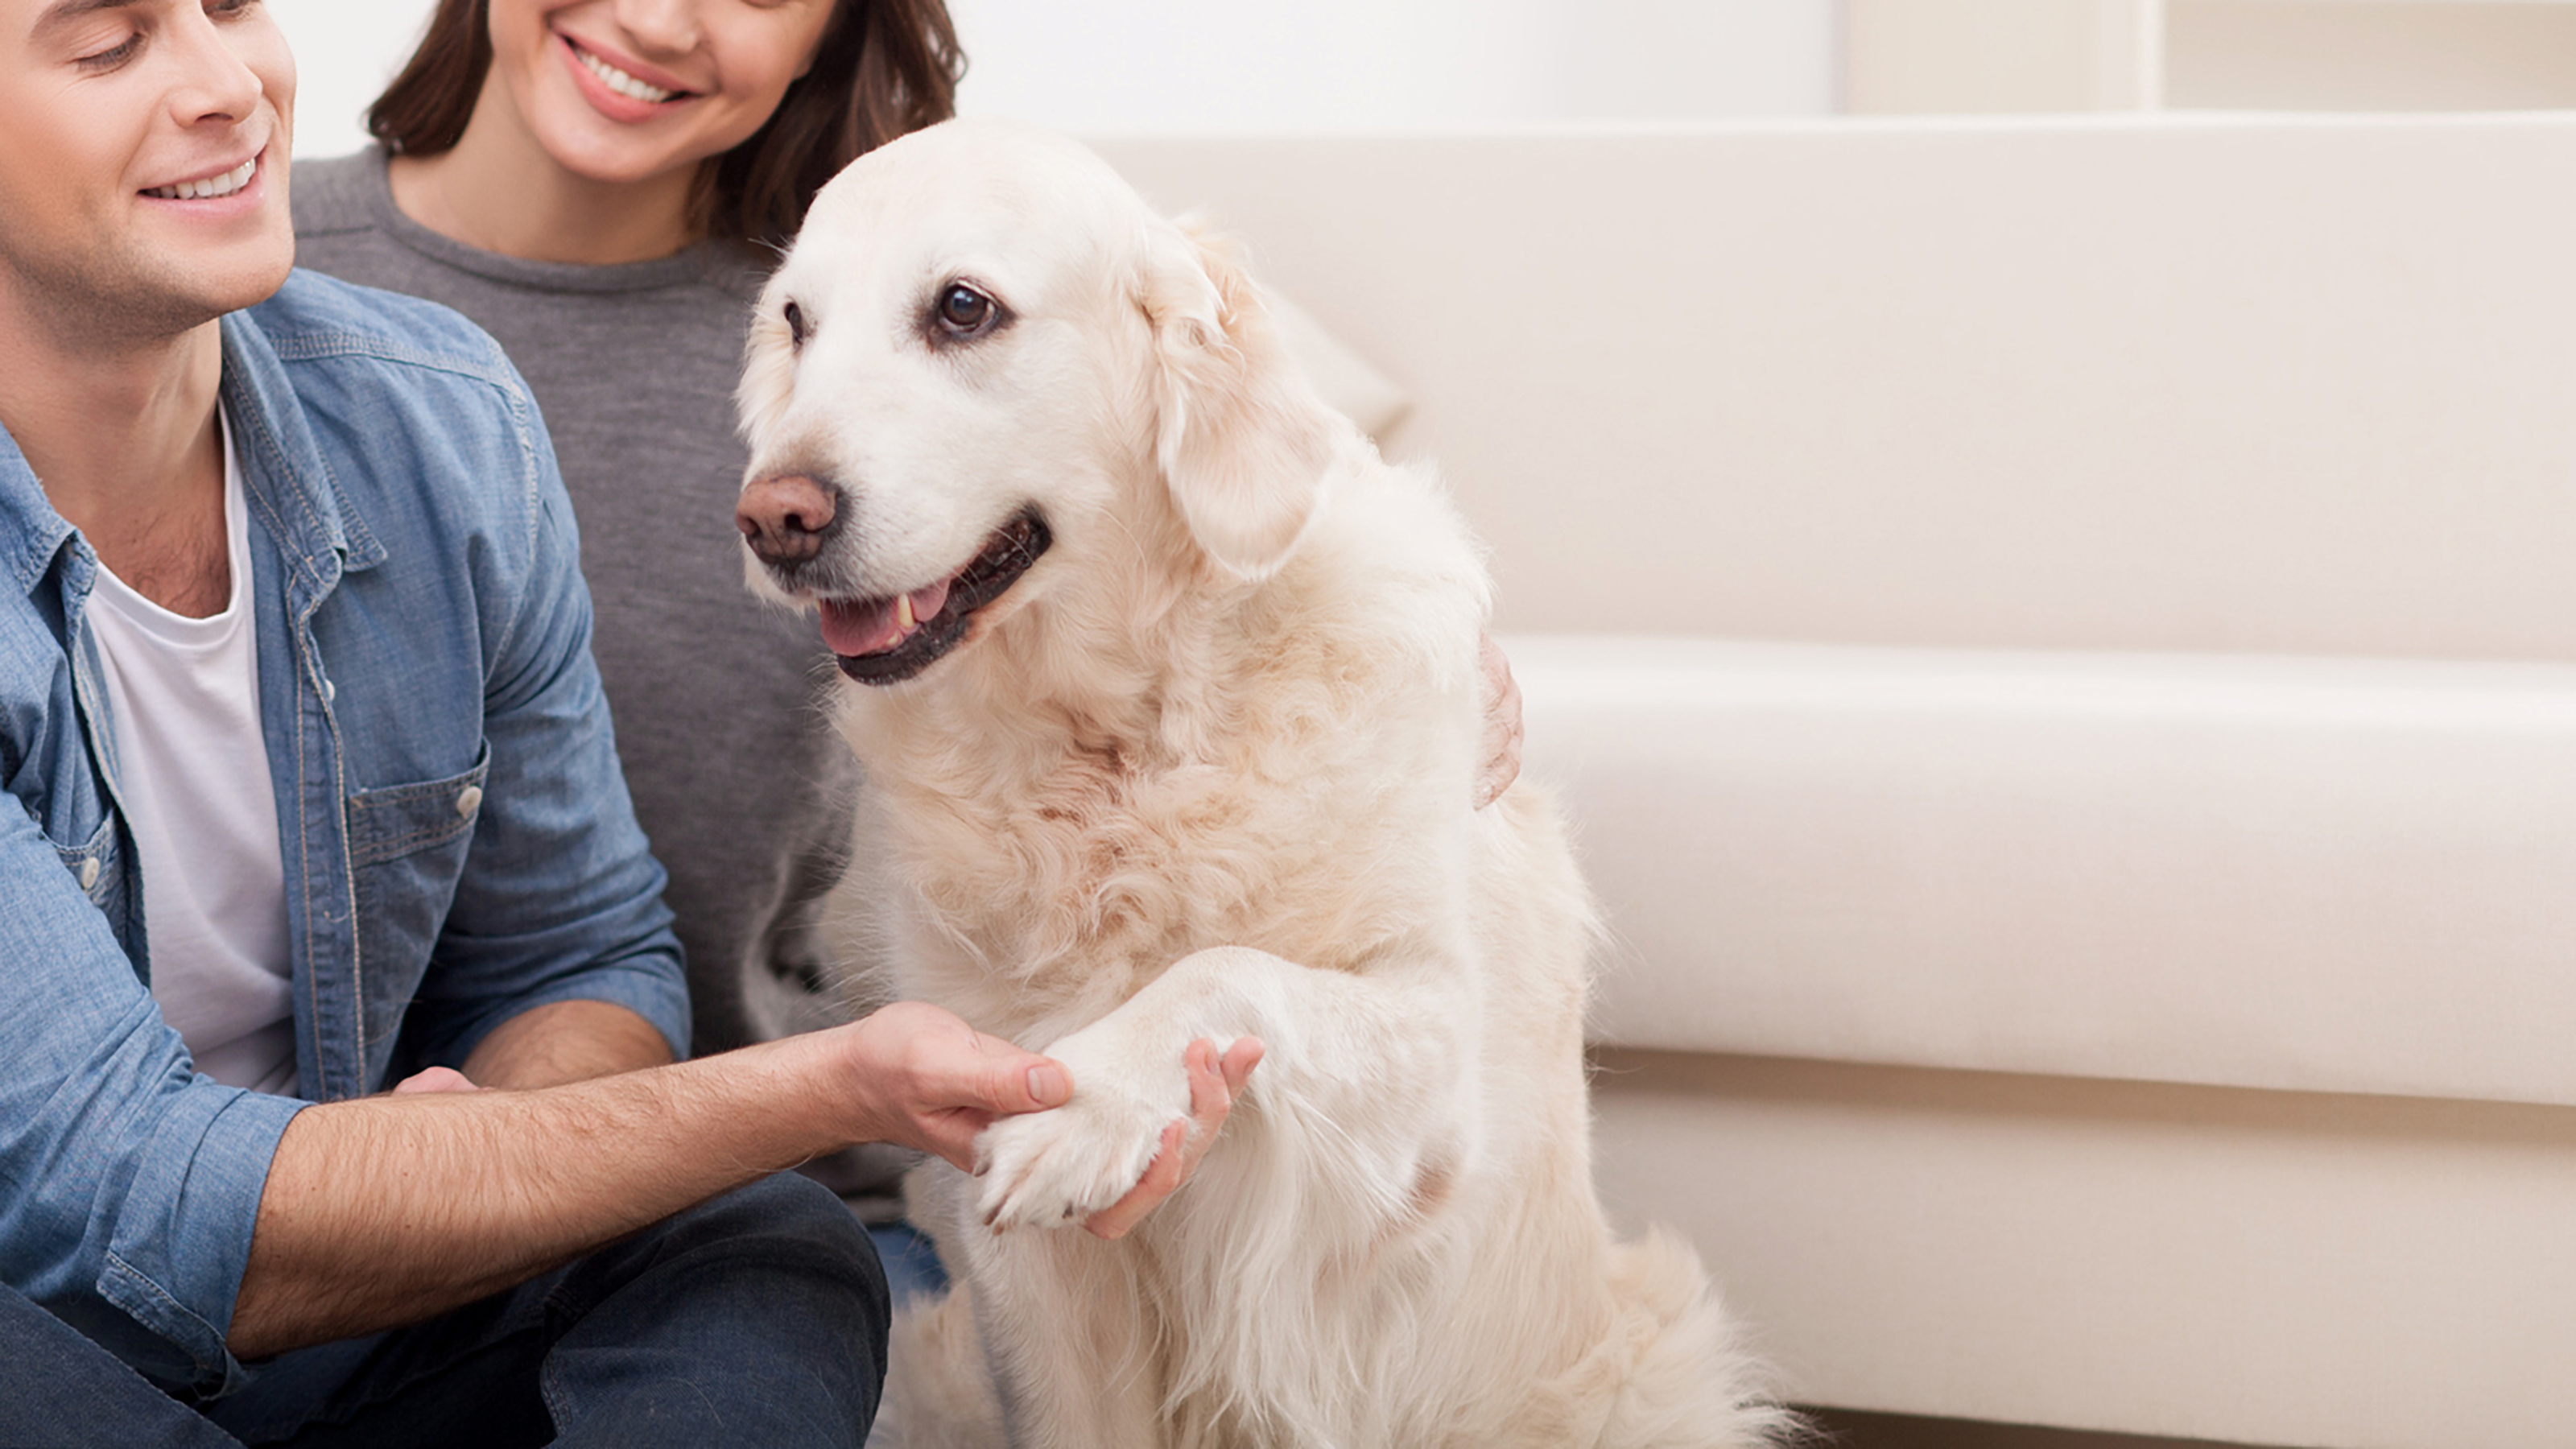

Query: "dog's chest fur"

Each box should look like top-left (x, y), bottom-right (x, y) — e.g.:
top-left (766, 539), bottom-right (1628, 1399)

top-left (835, 473), bottom-right (1485, 1039)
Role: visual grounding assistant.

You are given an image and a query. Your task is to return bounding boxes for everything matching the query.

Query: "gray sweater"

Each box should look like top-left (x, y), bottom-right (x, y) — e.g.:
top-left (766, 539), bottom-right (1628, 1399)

top-left (290, 150), bottom-right (863, 1068)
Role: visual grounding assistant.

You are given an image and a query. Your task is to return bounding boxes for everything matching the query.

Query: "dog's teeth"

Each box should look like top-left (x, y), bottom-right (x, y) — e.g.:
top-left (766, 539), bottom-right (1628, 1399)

top-left (896, 593), bottom-right (916, 631)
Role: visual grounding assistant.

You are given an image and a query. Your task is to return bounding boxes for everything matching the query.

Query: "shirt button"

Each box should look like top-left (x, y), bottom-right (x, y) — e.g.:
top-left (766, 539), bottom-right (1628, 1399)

top-left (78, 857), bottom-right (101, 891)
top-left (456, 785), bottom-right (484, 819)
top-left (323, 678), bottom-right (336, 703)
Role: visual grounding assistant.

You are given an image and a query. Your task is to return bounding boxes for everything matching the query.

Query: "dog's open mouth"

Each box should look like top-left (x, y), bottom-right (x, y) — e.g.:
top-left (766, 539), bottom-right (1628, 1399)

top-left (815, 512), bottom-right (1051, 685)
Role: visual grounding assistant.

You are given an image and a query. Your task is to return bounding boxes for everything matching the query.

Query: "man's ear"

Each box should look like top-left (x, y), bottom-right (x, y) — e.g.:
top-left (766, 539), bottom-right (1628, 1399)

top-left (1136, 221), bottom-right (1338, 580)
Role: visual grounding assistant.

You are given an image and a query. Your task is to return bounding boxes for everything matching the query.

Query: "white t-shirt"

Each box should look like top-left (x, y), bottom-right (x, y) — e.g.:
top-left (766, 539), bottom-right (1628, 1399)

top-left (86, 414), bottom-right (298, 1097)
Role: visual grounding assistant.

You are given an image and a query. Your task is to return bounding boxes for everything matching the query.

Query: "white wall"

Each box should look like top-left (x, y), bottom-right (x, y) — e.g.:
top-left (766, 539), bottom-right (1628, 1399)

top-left (1846, 0), bottom-right (2576, 116)
top-left (273, 0), bottom-right (436, 159)
top-left (945, 0), bottom-right (1839, 131)
top-left (272, 0), bottom-right (1839, 161)
top-left (273, 0), bottom-right (2576, 162)
top-left (1845, 0), bottom-right (2161, 113)
top-left (2167, 0), bottom-right (2576, 111)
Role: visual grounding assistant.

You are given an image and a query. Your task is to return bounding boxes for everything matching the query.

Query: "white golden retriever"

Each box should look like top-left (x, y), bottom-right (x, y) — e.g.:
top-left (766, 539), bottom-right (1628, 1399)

top-left (735, 118), bottom-right (1785, 1449)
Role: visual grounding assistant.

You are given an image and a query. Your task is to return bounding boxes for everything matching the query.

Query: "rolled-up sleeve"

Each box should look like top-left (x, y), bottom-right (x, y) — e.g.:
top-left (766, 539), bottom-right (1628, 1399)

top-left (0, 799), bottom-right (304, 1397)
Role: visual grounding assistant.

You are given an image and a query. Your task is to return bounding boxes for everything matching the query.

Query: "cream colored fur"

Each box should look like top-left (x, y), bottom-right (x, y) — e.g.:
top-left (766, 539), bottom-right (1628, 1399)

top-left (739, 118), bottom-right (1788, 1449)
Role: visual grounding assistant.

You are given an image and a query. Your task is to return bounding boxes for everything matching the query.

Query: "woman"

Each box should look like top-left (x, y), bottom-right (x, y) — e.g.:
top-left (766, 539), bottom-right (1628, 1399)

top-left (295, 0), bottom-right (955, 1077)
top-left (291, 3), bottom-right (1018, 1297)
top-left (291, 0), bottom-right (1501, 1269)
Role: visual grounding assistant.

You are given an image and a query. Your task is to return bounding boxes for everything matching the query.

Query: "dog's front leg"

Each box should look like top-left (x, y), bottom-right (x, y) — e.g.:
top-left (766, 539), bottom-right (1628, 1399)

top-left (975, 944), bottom-right (1476, 1242)
top-left (969, 946), bottom-right (1477, 1447)
top-left (958, 1218), bottom-right (1166, 1449)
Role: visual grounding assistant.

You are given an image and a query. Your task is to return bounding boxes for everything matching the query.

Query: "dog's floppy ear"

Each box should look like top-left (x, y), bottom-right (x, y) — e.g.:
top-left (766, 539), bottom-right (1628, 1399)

top-left (1137, 221), bottom-right (1338, 580)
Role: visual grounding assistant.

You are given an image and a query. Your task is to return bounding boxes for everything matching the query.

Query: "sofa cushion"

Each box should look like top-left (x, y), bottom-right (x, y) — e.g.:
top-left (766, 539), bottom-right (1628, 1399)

top-left (1513, 634), bottom-right (2576, 1107)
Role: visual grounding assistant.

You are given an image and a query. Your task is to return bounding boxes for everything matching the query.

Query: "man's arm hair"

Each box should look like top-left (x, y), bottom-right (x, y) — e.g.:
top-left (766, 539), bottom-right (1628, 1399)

top-left (227, 1005), bottom-right (1060, 1359)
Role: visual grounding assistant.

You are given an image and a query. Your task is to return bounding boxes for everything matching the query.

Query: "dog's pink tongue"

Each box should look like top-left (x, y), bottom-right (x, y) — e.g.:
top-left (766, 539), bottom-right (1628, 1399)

top-left (819, 598), bottom-right (902, 656)
top-left (909, 577), bottom-right (952, 623)
top-left (817, 579), bottom-right (953, 658)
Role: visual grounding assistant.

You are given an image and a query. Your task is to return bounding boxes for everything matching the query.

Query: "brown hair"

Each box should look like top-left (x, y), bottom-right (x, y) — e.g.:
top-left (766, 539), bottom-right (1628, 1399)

top-left (365, 0), bottom-right (964, 248)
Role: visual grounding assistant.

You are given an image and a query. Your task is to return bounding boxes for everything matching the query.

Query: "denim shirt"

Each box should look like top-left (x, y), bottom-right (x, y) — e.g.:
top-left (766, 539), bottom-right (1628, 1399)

top-left (0, 271), bottom-right (688, 1397)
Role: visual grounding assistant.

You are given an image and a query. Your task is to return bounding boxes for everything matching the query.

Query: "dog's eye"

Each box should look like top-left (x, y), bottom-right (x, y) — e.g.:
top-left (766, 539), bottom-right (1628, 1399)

top-left (784, 300), bottom-right (808, 349)
top-left (936, 283), bottom-right (997, 336)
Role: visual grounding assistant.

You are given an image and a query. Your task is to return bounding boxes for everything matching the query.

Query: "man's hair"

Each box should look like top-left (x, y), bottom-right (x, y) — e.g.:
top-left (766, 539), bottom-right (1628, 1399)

top-left (366, 0), bottom-right (964, 249)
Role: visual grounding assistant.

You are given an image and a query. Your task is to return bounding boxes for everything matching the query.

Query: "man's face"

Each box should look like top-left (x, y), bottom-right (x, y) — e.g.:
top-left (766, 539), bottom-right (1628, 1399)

top-left (0, 0), bottom-right (295, 345)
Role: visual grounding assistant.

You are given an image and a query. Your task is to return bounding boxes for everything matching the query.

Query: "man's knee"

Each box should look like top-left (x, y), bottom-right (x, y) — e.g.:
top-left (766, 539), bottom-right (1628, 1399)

top-left (0, 1282), bottom-right (245, 1448)
top-left (539, 1174), bottom-right (890, 1443)
top-left (583, 1170), bottom-right (890, 1340)
top-left (679, 1170), bottom-right (886, 1278)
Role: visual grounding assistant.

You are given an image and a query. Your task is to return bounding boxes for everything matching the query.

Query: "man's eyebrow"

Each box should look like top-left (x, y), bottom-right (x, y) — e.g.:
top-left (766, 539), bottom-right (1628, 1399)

top-left (31, 0), bottom-right (147, 38)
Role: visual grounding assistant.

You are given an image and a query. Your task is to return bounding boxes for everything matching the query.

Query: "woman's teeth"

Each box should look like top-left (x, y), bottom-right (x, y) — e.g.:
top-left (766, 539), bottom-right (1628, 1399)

top-left (147, 157), bottom-right (256, 201)
top-left (578, 47), bottom-right (678, 103)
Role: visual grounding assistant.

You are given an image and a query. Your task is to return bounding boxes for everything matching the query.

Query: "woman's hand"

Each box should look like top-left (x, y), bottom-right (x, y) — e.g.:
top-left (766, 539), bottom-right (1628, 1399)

top-left (1083, 1037), bottom-right (1265, 1241)
top-left (1476, 634), bottom-right (1525, 809)
top-left (833, 1002), bottom-right (1263, 1239)
top-left (389, 1066), bottom-right (481, 1095)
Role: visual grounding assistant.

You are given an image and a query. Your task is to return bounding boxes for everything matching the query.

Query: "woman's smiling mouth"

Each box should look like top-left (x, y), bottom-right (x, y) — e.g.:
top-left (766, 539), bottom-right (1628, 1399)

top-left (576, 46), bottom-right (678, 103)
top-left (559, 35), bottom-right (696, 114)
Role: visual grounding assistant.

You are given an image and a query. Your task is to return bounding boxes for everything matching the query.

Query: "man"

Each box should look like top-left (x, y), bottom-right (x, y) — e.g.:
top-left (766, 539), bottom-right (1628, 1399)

top-left (0, 2), bottom-right (1250, 1443)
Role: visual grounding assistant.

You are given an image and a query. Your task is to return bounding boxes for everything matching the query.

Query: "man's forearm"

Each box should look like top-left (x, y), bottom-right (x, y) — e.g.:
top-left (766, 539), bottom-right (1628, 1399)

top-left (461, 999), bottom-right (675, 1089)
top-left (229, 1030), bottom-right (845, 1360)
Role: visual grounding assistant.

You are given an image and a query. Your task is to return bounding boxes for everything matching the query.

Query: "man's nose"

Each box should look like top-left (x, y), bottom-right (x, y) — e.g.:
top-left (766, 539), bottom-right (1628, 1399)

top-left (166, 6), bottom-right (268, 129)
top-left (737, 474), bottom-right (840, 567)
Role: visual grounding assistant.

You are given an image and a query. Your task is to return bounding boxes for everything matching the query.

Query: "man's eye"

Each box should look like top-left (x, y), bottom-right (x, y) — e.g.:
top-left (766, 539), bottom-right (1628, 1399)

top-left (78, 32), bottom-right (144, 70)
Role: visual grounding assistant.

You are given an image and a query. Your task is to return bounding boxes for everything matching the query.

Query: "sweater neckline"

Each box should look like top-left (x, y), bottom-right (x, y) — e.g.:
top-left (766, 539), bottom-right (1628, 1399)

top-left (341, 145), bottom-right (770, 299)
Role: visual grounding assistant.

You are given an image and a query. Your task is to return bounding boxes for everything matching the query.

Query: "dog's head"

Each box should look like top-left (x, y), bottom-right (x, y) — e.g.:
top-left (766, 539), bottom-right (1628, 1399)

top-left (736, 118), bottom-right (1340, 687)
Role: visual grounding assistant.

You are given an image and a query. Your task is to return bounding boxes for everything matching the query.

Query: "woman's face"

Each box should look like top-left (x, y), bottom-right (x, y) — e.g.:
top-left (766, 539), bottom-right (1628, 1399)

top-left (483, 0), bottom-right (838, 187)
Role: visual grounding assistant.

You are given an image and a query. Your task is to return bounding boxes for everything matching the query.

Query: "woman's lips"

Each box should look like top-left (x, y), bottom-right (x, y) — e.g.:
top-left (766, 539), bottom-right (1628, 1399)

top-left (557, 34), bottom-right (696, 122)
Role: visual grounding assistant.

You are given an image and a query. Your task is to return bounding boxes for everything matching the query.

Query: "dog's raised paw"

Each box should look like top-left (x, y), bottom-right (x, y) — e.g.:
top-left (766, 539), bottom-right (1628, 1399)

top-left (973, 1083), bottom-right (1181, 1232)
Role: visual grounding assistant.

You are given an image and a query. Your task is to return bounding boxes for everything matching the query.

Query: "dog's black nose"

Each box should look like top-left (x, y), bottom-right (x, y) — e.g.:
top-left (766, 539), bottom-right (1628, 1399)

top-left (737, 474), bottom-right (838, 566)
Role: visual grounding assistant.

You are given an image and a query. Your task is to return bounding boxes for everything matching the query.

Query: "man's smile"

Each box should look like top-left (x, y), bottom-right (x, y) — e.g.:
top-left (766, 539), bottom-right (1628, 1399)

top-left (142, 149), bottom-right (260, 201)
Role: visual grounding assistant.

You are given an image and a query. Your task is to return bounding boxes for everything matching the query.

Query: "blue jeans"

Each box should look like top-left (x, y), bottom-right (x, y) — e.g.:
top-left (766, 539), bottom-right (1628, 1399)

top-left (867, 1220), bottom-right (949, 1309)
top-left (1, 1174), bottom-right (886, 1448)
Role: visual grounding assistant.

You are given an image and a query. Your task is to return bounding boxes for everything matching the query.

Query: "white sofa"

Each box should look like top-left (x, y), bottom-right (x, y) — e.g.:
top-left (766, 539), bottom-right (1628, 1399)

top-left (1099, 117), bottom-right (2576, 1449)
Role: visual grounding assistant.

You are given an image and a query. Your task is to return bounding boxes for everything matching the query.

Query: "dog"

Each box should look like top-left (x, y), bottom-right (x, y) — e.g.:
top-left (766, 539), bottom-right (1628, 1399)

top-left (735, 117), bottom-right (1787, 1449)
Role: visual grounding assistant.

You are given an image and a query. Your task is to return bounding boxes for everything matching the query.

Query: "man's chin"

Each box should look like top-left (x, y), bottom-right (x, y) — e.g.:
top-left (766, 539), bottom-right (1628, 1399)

top-left (114, 237), bottom-right (298, 341)
top-left (127, 181), bottom-right (298, 309)
top-left (220, 245), bottom-right (299, 315)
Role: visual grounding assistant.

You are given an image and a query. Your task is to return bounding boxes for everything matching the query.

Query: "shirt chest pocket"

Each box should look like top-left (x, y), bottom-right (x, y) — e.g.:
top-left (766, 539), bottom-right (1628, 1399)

top-left (346, 749), bottom-right (491, 869)
top-left (343, 744), bottom-right (490, 1045)
top-left (51, 811), bottom-right (126, 912)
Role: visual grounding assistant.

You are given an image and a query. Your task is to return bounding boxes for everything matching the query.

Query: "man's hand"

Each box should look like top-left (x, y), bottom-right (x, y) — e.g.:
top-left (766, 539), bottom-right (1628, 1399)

top-left (1476, 634), bottom-right (1524, 809)
top-left (836, 1001), bottom-right (1075, 1168)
